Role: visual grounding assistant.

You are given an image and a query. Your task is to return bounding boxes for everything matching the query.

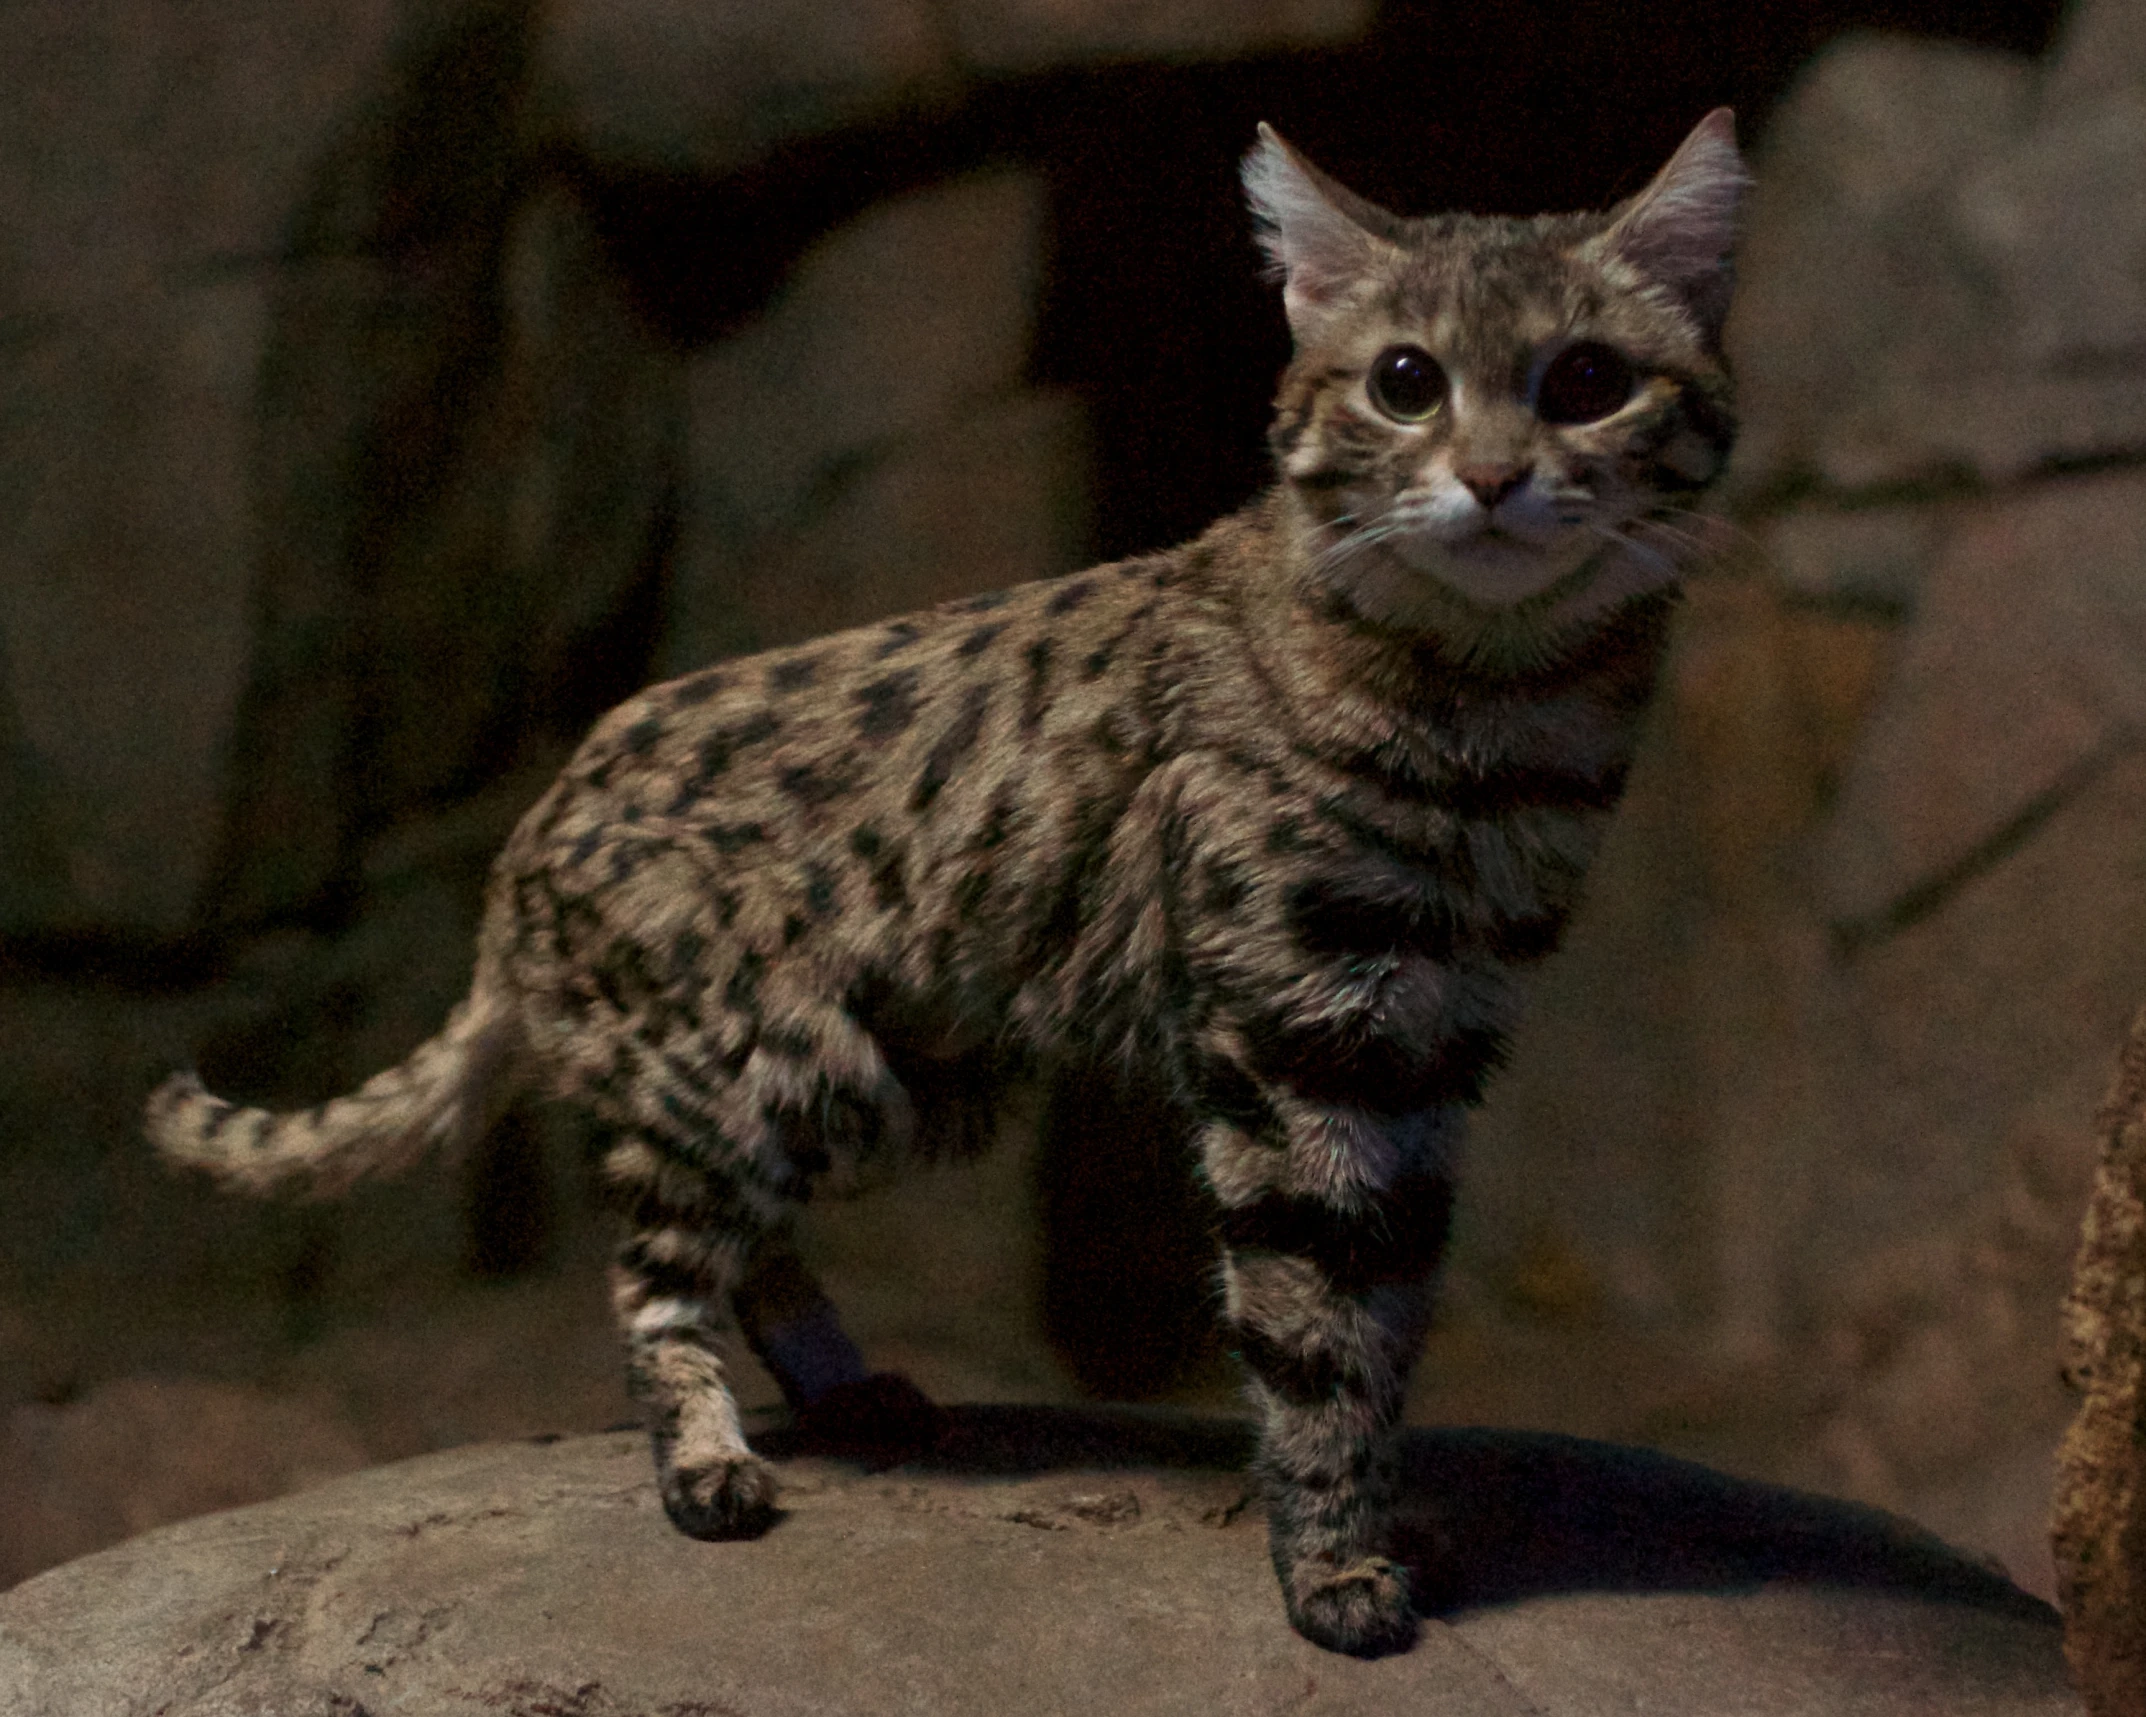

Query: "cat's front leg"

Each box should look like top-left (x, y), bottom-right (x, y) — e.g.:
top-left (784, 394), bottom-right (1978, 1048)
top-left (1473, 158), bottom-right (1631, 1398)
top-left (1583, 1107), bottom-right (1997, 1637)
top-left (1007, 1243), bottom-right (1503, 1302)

top-left (1199, 1102), bottom-right (1458, 1657)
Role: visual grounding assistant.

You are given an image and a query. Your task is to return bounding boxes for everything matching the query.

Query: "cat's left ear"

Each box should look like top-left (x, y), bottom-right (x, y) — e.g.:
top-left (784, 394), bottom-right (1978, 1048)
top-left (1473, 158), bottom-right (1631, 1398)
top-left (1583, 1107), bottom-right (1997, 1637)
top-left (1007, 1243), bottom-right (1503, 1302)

top-left (1597, 108), bottom-right (1748, 339)
top-left (1242, 124), bottom-right (1400, 343)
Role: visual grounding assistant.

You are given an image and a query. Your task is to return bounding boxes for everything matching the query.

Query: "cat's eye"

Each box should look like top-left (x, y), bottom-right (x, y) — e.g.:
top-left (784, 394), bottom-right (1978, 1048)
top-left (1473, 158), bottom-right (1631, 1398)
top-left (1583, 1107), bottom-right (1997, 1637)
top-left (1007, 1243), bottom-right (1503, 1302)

top-left (1536, 342), bottom-right (1635, 424)
top-left (1366, 345), bottom-right (1448, 423)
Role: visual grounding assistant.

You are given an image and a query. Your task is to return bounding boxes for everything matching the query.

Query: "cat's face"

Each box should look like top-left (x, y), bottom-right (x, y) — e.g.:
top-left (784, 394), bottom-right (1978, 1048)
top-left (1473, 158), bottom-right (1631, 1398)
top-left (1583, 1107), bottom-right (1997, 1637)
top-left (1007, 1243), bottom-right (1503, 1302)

top-left (1246, 114), bottom-right (1744, 651)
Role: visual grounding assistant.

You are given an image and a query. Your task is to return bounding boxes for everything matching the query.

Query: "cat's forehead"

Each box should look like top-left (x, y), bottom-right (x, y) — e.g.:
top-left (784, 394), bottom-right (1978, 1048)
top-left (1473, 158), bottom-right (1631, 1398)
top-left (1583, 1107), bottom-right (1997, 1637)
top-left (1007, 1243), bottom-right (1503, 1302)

top-left (1361, 210), bottom-right (1688, 371)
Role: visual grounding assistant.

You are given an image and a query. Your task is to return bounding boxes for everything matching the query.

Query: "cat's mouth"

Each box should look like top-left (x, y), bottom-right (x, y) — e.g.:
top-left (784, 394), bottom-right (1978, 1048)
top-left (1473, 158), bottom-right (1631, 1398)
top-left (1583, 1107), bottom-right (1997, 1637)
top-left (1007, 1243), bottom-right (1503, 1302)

top-left (1392, 521), bottom-right (1595, 608)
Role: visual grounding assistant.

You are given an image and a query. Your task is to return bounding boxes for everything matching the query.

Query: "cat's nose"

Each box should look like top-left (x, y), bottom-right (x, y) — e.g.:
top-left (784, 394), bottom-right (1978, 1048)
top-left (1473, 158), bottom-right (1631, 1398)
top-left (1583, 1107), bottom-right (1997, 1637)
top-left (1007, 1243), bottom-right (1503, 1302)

top-left (1456, 462), bottom-right (1528, 510)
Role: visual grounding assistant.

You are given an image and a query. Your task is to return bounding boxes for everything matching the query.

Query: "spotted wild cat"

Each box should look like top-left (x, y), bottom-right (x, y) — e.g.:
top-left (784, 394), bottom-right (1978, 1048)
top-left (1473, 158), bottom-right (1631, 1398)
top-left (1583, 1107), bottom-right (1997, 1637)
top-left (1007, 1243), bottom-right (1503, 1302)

top-left (149, 111), bottom-right (1746, 1657)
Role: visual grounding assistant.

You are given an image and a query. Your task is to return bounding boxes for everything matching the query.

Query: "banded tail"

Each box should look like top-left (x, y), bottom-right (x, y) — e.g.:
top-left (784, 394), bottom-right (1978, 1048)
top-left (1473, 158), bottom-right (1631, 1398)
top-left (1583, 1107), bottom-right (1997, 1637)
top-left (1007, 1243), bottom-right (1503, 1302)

top-left (145, 960), bottom-right (524, 1198)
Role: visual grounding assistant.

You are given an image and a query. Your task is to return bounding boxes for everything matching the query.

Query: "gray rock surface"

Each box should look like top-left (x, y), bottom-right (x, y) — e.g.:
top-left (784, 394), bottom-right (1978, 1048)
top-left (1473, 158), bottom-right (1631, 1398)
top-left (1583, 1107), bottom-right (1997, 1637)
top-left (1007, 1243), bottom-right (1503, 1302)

top-left (666, 170), bottom-right (1087, 671)
top-left (1815, 468), bottom-right (2146, 935)
top-left (0, 1410), bottom-right (2079, 1715)
top-left (1724, 31), bottom-right (2035, 497)
top-left (0, 0), bottom-right (406, 936)
top-left (539, 0), bottom-right (957, 175)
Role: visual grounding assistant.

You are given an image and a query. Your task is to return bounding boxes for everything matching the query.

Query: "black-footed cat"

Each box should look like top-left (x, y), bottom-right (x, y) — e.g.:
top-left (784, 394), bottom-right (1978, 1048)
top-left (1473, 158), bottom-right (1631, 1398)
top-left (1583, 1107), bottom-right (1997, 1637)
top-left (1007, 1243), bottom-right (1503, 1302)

top-left (150, 111), bottom-right (1745, 1657)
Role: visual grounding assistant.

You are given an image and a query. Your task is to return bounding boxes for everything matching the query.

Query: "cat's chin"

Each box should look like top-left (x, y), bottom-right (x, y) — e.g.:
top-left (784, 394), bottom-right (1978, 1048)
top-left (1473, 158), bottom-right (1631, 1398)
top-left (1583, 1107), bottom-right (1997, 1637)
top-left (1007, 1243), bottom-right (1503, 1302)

top-left (1391, 532), bottom-right (1592, 611)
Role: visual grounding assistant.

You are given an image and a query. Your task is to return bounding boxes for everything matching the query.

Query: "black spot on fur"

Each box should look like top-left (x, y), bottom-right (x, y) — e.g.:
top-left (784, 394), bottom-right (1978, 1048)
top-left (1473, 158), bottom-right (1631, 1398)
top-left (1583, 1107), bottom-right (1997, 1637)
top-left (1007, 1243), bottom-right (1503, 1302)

top-left (954, 866), bottom-right (992, 921)
top-left (875, 620), bottom-right (923, 659)
top-left (691, 733), bottom-right (735, 783)
top-left (1233, 1325), bottom-right (1345, 1405)
top-left (1284, 879), bottom-right (1461, 965)
top-left (803, 862), bottom-right (838, 917)
top-left (1240, 1009), bottom-right (1508, 1113)
top-left (852, 825), bottom-right (910, 910)
top-left (1021, 638), bottom-right (1054, 733)
top-left (624, 717), bottom-right (664, 755)
top-left (769, 656), bottom-right (818, 693)
top-left (958, 623), bottom-right (1005, 658)
top-left (1022, 794), bottom-right (1116, 969)
top-left (978, 789), bottom-right (1016, 850)
top-left (705, 823), bottom-right (766, 853)
top-left (1187, 1055), bottom-right (1277, 1135)
top-left (670, 669), bottom-right (726, 706)
top-left (1201, 860), bottom-right (1250, 915)
top-left (724, 951), bottom-right (765, 1014)
top-left (911, 685), bottom-right (989, 812)
top-left (1218, 1174), bottom-right (1455, 1296)
top-left (855, 671), bottom-right (920, 741)
top-left (1047, 578), bottom-right (1094, 615)
top-left (955, 589), bottom-right (1010, 613)
top-left (778, 762), bottom-right (852, 806)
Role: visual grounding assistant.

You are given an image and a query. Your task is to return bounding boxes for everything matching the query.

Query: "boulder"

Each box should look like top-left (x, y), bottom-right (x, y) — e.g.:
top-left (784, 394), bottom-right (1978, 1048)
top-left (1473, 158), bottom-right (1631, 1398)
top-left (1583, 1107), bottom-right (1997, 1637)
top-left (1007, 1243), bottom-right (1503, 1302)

top-left (665, 170), bottom-right (1087, 671)
top-left (0, 0), bottom-right (408, 938)
top-left (0, 1411), bottom-right (2080, 1715)
top-left (1724, 31), bottom-right (2036, 497)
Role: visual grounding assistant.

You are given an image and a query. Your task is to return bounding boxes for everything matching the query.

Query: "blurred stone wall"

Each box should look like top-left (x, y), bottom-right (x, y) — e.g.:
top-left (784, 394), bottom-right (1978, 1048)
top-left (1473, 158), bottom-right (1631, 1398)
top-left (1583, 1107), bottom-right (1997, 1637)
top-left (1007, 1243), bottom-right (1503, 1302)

top-left (0, 0), bottom-right (1367, 1305)
top-left (1466, 0), bottom-right (2146, 1586)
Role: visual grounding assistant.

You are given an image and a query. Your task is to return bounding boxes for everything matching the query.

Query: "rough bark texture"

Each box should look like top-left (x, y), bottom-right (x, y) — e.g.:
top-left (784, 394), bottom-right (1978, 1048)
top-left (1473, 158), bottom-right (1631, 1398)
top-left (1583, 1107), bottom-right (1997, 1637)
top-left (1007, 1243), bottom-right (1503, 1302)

top-left (2054, 1004), bottom-right (2146, 1713)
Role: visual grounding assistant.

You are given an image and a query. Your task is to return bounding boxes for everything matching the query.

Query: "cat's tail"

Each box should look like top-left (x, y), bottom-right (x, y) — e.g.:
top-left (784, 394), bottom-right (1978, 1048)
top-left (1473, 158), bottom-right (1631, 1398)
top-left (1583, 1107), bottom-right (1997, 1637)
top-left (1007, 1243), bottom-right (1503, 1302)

top-left (145, 953), bottom-right (526, 1198)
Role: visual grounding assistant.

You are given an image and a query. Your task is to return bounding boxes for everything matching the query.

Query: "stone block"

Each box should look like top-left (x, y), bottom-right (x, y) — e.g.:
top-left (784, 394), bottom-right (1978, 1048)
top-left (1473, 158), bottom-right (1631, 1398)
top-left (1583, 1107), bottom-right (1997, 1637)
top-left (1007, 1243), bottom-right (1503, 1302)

top-left (538, 0), bottom-right (956, 174)
top-left (1725, 33), bottom-right (2035, 497)
top-left (1825, 367), bottom-right (2146, 491)
top-left (2040, 0), bottom-right (2146, 114)
top-left (666, 170), bottom-right (1088, 671)
top-left (686, 170), bottom-right (1047, 536)
top-left (0, 282), bottom-right (263, 935)
top-left (950, 0), bottom-right (1374, 72)
top-left (0, 0), bottom-right (401, 319)
top-left (1763, 502), bottom-right (1946, 615)
top-left (212, 191), bottom-right (682, 929)
top-left (1815, 468), bottom-right (2146, 935)
top-left (1958, 88), bottom-right (2146, 369)
top-left (670, 389), bottom-right (1090, 668)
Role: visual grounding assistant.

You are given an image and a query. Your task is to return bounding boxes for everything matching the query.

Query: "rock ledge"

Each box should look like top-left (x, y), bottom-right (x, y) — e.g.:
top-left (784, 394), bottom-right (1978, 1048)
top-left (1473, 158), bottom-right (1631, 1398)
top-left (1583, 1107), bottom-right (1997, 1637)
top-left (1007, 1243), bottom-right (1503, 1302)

top-left (0, 1408), bottom-right (2081, 1716)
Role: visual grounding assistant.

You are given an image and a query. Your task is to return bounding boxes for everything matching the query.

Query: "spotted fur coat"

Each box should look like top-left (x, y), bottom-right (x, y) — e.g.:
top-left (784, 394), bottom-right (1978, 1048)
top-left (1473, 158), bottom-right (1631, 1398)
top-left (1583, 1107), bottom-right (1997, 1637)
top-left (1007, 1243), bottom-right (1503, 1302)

top-left (150, 110), bottom-right (1745, 1657)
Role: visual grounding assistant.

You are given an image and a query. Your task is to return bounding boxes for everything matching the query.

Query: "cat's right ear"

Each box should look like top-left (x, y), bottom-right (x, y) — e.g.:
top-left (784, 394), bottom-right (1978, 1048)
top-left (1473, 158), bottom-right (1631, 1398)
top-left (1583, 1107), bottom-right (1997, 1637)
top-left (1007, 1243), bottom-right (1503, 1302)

top-left (1243, 125), bottom-right (1396, 343)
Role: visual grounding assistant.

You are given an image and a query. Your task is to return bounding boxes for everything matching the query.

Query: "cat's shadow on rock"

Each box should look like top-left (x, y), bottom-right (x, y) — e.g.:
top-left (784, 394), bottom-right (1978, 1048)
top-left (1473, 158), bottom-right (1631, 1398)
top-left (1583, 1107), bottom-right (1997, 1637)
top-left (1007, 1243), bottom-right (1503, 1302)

top-left (755, 1401), bottom-right (2050, 1623)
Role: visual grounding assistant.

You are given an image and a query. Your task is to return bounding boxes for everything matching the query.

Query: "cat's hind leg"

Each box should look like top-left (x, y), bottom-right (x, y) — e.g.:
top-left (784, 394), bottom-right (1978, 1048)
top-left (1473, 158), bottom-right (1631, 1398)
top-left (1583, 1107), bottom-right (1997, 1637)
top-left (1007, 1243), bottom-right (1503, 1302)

top-left (606, 1137), bottom-right (786, 1539)
top-left (732, 1230), bottom-right (946, 1459)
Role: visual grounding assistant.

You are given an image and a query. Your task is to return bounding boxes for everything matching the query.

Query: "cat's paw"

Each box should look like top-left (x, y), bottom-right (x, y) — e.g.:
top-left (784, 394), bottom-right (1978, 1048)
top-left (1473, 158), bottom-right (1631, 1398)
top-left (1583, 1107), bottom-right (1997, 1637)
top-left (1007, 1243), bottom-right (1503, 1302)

top-left (659, 1451), bottom-right (781, 1540)
top-left (1281, 1553), bottom-right (1418, 1658)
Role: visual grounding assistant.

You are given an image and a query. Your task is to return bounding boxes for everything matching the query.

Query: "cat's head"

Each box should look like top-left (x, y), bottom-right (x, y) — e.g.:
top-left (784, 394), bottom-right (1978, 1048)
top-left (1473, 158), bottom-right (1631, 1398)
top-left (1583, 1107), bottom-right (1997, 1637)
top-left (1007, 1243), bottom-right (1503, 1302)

top-left (1245, 112), bottom-right (1745, 662)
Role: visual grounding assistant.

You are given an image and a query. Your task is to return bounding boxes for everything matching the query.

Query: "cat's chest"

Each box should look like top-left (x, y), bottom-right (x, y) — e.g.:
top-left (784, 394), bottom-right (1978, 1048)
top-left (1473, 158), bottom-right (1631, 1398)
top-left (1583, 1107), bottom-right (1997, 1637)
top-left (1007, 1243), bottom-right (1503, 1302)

top-left (1165, 660), bottom-right (1651, 987)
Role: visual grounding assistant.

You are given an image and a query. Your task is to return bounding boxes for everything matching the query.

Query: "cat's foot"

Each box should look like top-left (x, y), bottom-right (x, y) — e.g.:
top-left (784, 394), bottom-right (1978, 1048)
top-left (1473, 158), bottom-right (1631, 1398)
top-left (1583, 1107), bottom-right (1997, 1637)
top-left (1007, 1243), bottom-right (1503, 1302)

top-left (1280, 1553), bottom-right (1418, 1658)
top-left (792, 1370), bottom-right (947, 1466)
top-left (659, 1451), bottom-right (781, 1540)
